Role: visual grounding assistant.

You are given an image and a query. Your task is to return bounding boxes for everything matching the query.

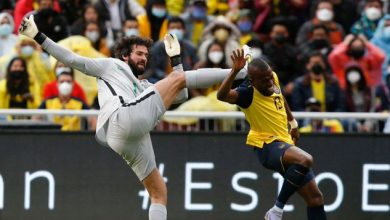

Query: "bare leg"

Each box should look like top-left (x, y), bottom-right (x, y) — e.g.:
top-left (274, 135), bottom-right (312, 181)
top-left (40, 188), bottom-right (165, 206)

top-left (282, 146), bottom-right (313, 167)
top-left (297, 180), bottom-right (324, 206)
top-left (143, 169), bottom-right (168, 220)
top-left (143, 168), bottom-right (167, 205)
top-left (298, 180), bottom-right (327, 220)
top-left (154, 71), bottom-right (186, 109)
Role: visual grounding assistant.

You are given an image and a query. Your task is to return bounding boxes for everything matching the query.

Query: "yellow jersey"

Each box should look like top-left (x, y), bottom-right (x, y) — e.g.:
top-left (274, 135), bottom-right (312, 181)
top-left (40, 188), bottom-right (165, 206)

top-left (39, 97), bottom-right (89, 131)
top-left (236, 72), bottom-right (293, 148)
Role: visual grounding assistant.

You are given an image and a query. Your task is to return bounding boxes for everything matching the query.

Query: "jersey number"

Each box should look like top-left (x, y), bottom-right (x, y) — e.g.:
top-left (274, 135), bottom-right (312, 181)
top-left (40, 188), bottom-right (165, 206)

top-left (273, 97), bottom-right (283, 110)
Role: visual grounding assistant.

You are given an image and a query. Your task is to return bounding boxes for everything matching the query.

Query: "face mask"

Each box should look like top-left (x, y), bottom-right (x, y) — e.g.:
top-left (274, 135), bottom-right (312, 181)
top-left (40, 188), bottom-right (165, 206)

top-left (58, 82), bottom-right (73, 96)
top-left (348, 48), bottom-right (365, 59)
top-left (214, 28), bottom-right (229, 42)
top-left (365, 7), bottom-right (382, 21)
top-left (192, 6), bottom-right (207, 20)
top-left (208, 51), bottom-right (224, 64)
top-left (383, 26), bottom-right (390, 38)
top-left (274, 34), bottom-right (286, 44)
top-left (151, 7), bottom-right (166, 18)
top-left (316, 8), bottom-right (333, 22)
top-left (346, 70), bottom-right (361, 84)
top-left (9, 70), bottom-right (24, 80)
top-left (238, 21), bottom-right (252, 33)
top-left (311, 63), bottom-right (324, 75)
top-left (0, 24), bottom-right (12, 37)
top-left (20, 45), bottom-right (34, 57)
top-left (169, 29), bottom-right (184, 41)
top-left (86, 31), bottom-right (99, 42)
top-left (252, 48), bottom-right (262, 59)
top-left (55, 67), bottom-right (72, 76)
top-left (311, 38), bottom-right (328, 48)
top-left (125, 28), bottom-right (139, 37)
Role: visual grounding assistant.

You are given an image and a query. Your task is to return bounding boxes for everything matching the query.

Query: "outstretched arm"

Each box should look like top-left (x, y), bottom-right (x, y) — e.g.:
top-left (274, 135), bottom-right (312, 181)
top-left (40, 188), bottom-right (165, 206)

top-left (164, 33), bottom-right (188, 104)
top-left (217, 49), bottom-right (246, 104)
top-left (19, 15), bottom-right (109, 78)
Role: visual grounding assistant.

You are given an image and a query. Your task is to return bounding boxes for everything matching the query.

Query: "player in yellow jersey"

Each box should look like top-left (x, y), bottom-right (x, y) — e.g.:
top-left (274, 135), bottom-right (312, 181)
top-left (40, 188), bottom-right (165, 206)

top-left (217, 49), bottom-right (326, 220)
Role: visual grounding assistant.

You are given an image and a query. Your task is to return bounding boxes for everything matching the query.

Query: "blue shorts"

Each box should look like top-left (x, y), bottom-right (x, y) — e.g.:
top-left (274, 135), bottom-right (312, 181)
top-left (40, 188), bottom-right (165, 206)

top-left (254, 141), bottom-right (315, 186)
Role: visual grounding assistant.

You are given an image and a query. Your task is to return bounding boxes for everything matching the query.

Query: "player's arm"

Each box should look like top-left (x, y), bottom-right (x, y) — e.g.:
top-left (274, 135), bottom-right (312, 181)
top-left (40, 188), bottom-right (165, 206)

top-left (18, 15), bottom-right (107, 78)
top-left (284, 96), bottom-right (299, 144)
top-left (164, 33), bottom-right (188, 104)
top-left (217, 49), bottom-right (246, 104)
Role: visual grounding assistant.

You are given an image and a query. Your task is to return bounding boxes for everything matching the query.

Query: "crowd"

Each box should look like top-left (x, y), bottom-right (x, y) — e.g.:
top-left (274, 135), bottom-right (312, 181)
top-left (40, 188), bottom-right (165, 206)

top-left (0, 0), bottom-right (390, 133)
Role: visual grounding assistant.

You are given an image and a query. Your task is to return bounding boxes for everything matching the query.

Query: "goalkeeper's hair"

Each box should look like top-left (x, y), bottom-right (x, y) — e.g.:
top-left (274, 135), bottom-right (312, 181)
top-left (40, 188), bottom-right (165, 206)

top-left (114, 36), bottom-right (153, 61)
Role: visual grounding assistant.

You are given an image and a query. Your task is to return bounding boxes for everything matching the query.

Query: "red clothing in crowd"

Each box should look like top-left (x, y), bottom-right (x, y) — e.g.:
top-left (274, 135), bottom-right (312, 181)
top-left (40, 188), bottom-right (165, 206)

top-left (43, 81), bottom-right (87, 104)
top-left (328, 42), bottom-right (385, 89)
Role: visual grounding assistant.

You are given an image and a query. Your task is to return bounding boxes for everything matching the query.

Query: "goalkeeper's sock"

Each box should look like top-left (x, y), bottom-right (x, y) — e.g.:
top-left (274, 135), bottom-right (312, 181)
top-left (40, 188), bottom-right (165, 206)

top-left (149, 203), bottom-right (167, 220)
top-left (184, 68), bottom-right (247, 89)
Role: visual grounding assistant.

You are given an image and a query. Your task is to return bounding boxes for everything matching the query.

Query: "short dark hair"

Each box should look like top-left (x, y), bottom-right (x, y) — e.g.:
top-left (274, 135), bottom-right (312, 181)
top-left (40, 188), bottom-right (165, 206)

top-left (168, 16), bottom-right (185, 29)
top-left (249, 58), bottom-right (270, 73)
top-left (114, 36), bottom-right (153, 60)
top-left (311, 24), bottom-right (329, 35)
top-left (366, 0), bottom-right (383, 7)
top-left (304, 50), bottom-right (326, 64)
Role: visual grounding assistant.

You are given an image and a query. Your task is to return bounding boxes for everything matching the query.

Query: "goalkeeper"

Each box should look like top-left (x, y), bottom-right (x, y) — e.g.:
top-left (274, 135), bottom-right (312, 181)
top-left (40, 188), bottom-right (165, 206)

top-left (19, 15), bottom-right (250, 220)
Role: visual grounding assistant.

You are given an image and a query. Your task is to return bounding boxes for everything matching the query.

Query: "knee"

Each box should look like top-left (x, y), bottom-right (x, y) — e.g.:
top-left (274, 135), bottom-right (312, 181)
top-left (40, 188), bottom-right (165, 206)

top-left (298, 153), bottom-right (314, 168)
top-left (306, 190), bottom-right (324, 206)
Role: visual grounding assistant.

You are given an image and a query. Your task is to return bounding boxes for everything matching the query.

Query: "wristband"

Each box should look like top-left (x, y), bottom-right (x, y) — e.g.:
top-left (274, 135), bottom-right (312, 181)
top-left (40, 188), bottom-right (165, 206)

top-left (289, 119), bottom-right (298, 129)
top-left (34, 32), bottom-right (47, 45)
top-left (170, 55), bottom-right (182, 67)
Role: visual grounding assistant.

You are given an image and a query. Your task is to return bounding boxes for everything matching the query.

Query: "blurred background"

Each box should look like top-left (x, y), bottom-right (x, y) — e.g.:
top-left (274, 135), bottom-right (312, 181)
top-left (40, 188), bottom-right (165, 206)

top-left (0, 0), bottom-right (389, 220)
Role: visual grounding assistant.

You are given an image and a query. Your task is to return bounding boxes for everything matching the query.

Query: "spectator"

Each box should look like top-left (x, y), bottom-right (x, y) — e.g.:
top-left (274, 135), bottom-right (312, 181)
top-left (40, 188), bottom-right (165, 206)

top-left (34, 0), bottom-right (69, 42)
top-left (292, 51), bottom-right (344, 112)
top-left (0, 12), bottom-right (18, 57)
top-left (35, 70), bottom-right (90, 131)
top-left (144, 16), bottom-right (198, 83)
top-left (198, 15), bottom-right (240, 67)
top-left (70, 4), bottom-right (108, 39)
top-left (13, 0), bottom-right (61, 33)
top-left (371, 14), bottom-right (390, 81)
top-left (296, 0), bottom-right (344, 47)
top-left (137, 0), bottom-right (169, 42)
top-left (0, 57), bottom-right (41, 113)
top-left (192, 40), bottom-right (228, 97)
top-left (83, 21), bottom-right (111, 57)
top-left (298, 24), bottom-right (333, 62)
top-left (94, 0), bottom-right (134, 41)
top-left (43, 61), bottom-right (87, 103)
top-left (330, 0), bottom-right (359, 34)
top-left (0, 35), bottom-right (54, 94)
top-left (263, 21), bottom-right (299, 98)
top-left (58, 0), bottom-right (89, 25)
top-left (253, 0), bottom-right (309, 42)
top-left (328, 34), bottom-right (385, 89)
top-left (374, 64), bottom-right (390, 112)
top-left (237, 9), bottom-right (260, 46)
top-left (181, 0), bottom-right (213, 46)
top-left (122, 17), bottom-right (140, 37)
top-left (299, 97), bottom-right (344, 133)
top-left (344, 62), bottom-right (372, 112)
top-left (351, 0), bottom-right (383, 40)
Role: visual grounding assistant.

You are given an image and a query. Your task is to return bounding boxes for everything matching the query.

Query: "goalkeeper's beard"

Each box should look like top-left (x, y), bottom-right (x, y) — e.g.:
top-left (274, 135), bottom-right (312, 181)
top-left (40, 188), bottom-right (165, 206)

top-left (128, 59), bottom-right (145, 78)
